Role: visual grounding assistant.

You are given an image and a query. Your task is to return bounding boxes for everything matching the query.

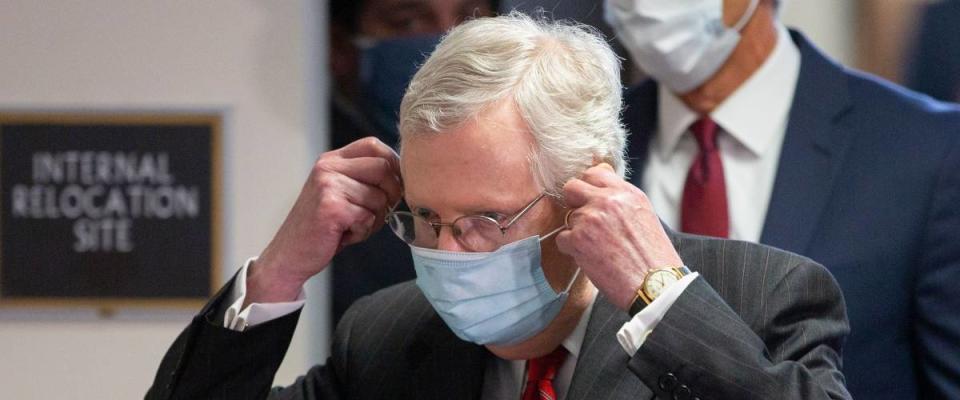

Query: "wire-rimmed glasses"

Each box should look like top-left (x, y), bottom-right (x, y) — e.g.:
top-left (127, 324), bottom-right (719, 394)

top-left (385, 192), bottom-right (559, 252)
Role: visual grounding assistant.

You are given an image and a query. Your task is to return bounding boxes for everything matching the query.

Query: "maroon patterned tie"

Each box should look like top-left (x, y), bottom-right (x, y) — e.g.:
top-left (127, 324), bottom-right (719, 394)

top-left (521, 346), bottom-right (568, 400)
top-left (681, 117), bottom-right (730, 238)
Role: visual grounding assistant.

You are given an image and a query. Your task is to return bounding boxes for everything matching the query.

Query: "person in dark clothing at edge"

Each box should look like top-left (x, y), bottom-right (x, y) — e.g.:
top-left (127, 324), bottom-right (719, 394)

top-left (906, 0), bottom-right (960, 103)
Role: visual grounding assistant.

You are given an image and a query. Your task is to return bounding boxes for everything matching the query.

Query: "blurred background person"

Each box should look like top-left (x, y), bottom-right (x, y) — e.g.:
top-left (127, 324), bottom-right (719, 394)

top-left (328, 0), bottom-right (497, 323)
top-left (605, 0), bottom-right (960, 399)
top-left (501, 0), bottom-right (645, 84)
top-left (906, 0), bottom-right (960, 103)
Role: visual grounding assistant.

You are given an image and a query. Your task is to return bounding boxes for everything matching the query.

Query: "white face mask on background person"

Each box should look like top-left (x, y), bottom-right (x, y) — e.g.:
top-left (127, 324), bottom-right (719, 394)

top-left (410, 229), bottom-right (580, 346)
top-left (605, 0), bottom-right (760, 93)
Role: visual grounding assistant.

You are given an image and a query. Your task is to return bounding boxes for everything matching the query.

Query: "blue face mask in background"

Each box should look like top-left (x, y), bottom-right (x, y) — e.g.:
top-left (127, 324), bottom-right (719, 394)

top-left (357, 34), bottom-right (442, 143)
top-left (411, 233), bottom-right (581, 346)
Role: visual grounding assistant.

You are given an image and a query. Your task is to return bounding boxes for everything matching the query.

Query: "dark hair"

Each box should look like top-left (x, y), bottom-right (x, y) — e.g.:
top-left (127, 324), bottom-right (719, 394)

top-left (330, 0), bottom-right (501, 34)
top-left (331, 0), bottom-right (362, 33)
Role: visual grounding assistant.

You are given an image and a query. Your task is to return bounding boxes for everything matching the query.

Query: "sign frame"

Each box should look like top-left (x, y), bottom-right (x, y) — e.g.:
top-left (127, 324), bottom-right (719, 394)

top-left (0, 112), bottom-right (222, 309)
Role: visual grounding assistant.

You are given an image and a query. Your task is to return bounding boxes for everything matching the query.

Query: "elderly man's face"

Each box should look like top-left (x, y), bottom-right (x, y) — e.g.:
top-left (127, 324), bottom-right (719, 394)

top-left (400, 99), bottom-right (585, 355)
top-left (400, 99), bottom-right (562, 253)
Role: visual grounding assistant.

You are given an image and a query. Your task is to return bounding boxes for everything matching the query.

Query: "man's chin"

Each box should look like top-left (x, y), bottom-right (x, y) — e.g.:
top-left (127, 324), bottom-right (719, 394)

top-left (484, 332), bottom-right (559, 361)
top-left (483, 284), bottom-right (592, 360)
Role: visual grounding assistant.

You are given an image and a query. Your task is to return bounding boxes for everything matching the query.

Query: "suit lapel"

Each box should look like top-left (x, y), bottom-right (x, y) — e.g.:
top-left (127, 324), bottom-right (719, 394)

top-left (567, 296), bottom-right (655, 400)
top-left (408, 314), bottom-right (488, 400)
top-left (759, 30), bottom-right (856, 254)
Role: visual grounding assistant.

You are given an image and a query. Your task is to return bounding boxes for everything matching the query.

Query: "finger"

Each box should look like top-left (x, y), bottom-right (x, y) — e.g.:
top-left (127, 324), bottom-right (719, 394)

top-left (337, 202), bottom-right (379, 248)
top-left (337, 137), bottom-right (401, 174)
top-left (328, 157), bottom-right (403, 205)
top-left (335, 137), bottom-right (403, 203)
top-left (554, 229), bottom-right (578, 257)
top-left (562, 178), bottom-right (600, 208)
top-left (337, 175), bottom-right (390, 218)
top-left (562, 208), bottom-right (588, 232)
top-left (354, 188), bottom-right (390, 234)
top-left (581, 163), bottom-right (621, 188)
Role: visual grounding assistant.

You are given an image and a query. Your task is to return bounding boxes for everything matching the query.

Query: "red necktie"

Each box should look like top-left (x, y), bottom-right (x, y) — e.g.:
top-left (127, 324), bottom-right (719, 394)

top-left (521, 346), bottom-right (568, 400)
top-left (681, 117), bottom-right (729, 238)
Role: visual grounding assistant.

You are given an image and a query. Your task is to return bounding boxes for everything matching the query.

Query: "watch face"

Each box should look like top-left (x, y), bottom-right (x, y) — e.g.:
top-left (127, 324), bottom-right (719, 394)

top-left (645, 270), bottom-right (681, 300)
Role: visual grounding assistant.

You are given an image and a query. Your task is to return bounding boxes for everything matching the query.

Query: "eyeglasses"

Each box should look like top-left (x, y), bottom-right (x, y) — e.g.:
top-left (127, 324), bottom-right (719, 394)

top-left (386, 192), bottom-right (558, 252)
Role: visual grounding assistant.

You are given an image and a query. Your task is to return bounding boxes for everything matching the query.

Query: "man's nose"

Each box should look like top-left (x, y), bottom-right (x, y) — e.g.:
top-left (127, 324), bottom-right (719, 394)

top-left (436, 225), bottom-right (466, 252)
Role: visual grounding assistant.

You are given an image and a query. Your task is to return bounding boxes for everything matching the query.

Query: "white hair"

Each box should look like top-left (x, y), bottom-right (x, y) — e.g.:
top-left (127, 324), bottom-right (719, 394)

top-left (398, 11), bottom-right (628, 195)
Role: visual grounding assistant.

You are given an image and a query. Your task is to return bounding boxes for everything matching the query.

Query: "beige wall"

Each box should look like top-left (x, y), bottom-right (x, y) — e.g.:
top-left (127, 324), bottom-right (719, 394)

top-left (855, 0), bottom-right (930, 83)
top-left (780, 0), bottom-right (857, 67)
top-left (0, 1), bottom-right (328, 398)
top-left (780, 0), bottom-right (939, 84)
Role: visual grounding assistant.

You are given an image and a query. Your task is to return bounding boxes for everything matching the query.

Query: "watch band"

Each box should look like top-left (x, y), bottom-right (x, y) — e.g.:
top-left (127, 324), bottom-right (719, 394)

top-left (628, 294), bottom-right (647, 317)
top-left (628, 265), bottom-right (692, 317)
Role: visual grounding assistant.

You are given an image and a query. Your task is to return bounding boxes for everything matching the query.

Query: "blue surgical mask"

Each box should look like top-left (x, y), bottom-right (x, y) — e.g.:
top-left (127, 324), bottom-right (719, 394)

top-left (604, 0), bottom-right (760, 93)
top-left (411, 231), bottom-right (580, 346)
top-left (357, 34), bottom-right (442, 143)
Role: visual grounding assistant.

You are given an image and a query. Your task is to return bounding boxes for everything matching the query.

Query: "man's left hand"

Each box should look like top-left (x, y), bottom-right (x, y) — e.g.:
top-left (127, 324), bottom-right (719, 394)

top-left (555, 163), bottom-right (684, 311)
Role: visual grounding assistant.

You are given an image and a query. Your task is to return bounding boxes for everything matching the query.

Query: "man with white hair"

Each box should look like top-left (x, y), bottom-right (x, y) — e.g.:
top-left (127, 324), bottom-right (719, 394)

top-left (606, 0), bottom-right (960, 398)
top-left (148, 12), bottom-right (850, 399)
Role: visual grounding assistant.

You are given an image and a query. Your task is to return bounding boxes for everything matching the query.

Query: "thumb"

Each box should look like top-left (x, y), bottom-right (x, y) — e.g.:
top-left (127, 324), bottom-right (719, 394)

top-left (554, 230), bottom-right (577, 257)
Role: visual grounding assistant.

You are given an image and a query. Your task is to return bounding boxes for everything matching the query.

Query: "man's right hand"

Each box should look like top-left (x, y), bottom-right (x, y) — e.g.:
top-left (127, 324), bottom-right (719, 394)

top-left (245, 137), bottom-right (403, 305)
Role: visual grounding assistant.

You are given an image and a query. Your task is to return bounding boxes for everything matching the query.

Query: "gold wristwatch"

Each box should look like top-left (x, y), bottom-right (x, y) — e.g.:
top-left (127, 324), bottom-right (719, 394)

top-left (629, 266), bottom-right (691, 316)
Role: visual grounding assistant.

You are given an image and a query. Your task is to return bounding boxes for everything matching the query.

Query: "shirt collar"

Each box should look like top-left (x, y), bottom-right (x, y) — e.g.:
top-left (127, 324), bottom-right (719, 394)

top-left (656, 24), bottom-right (800, 158)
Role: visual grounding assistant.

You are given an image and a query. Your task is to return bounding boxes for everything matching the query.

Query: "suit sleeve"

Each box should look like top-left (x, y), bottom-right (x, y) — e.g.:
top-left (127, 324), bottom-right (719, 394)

top-left (144, 275), bottom-right (346, 400)
top-left (627, 259), bottom-right (850, 400)
top-left (915, 130), bottom-right (960, 398)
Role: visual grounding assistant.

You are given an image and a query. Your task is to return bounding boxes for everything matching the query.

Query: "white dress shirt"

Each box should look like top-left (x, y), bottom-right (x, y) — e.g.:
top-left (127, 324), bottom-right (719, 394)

top-left (641, 24), bottom-right (801, 242)
top-left (223, 258), bottom-right (306, 331)
top-left (224, 260), bottom-right (699, 399)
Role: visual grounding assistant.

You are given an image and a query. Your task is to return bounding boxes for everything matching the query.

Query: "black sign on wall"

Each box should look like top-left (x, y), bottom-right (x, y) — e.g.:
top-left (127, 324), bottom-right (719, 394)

top-left (0, 113), bottom-right (220, 306)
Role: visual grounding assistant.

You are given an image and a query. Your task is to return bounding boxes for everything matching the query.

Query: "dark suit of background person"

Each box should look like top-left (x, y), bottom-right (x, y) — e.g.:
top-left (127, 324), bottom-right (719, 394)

top-left (147, 229), bottom-right (850, 400)
top-left (622, 26), bottom-right (960, 400)
top-left (327, 0), bottom-right (496, 323)
top-left (907, 0), bottom-right (960, 103)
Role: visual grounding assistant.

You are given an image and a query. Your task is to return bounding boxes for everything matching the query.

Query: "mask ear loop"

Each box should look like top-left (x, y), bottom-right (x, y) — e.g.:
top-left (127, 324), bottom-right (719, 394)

top-left (541, 209), bottom-right (581, 295)
top-left (539, 209), bottom-right (573, 241)
top-left (561, 268), bottom-right (582, 295)
top-left (733, 0), bottom-right (761, 32)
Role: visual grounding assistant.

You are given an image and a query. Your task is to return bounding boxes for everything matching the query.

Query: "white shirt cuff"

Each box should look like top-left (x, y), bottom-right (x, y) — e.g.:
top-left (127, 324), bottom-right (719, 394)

top-left (223, 257), bottom-right (307, 331)
top-left (616, 271), bottom-right (699, 355)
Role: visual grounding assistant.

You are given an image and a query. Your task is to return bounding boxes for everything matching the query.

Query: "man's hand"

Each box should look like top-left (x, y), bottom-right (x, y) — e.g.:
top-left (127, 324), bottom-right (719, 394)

top-left (555, 163), bottom-right (683, 311)
top-left (247, 137), bottom-right (403, 305)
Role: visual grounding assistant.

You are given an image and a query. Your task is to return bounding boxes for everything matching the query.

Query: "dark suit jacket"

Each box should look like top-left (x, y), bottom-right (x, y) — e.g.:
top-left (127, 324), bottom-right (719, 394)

top-left (146, 230), bottom-right (850, 399)
top-left (907, 0), bottom-right (960, 103)
top-left (622, 30), bottom-right (960, 399)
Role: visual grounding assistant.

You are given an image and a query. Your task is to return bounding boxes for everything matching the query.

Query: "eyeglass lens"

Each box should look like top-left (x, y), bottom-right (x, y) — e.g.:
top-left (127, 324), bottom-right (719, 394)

top-left (387, 212), bottom-right (508, 252)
